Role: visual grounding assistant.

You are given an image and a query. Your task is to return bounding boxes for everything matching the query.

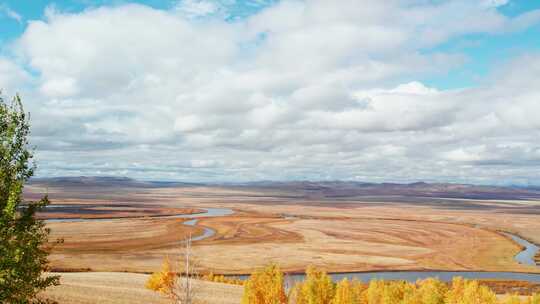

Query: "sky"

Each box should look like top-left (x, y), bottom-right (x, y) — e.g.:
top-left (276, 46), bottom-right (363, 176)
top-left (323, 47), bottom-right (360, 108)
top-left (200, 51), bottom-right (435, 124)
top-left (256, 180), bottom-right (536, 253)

top-left (1, 0), bottom-right (540, 185)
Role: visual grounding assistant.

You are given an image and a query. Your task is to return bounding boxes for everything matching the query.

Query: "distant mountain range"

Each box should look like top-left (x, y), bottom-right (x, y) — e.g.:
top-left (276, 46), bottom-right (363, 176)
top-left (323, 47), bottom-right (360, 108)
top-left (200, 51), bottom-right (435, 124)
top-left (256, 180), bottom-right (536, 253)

top-left (239, 180), bottom-right (540, 200)
top-left (29, 176), bottom-right (540, 200)
top-left (29, 176), bottom-right (202, 188)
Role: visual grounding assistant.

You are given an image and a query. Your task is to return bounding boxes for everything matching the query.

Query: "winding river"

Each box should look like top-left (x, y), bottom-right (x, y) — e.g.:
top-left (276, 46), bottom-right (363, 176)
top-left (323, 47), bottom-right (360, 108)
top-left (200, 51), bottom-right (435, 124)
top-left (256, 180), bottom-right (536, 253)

top-left (44, 207), bottom-right (540, 282)
top-left (503, 232), bottom-right (540, 266)
top-left (233, 231), bottom-right (540, 283)
top-left (44, 207), bottom-right (233, 241)
top-left (172, 208), bottom-right (234, 241)
top-left (233, 234), bottom-right (540, 282)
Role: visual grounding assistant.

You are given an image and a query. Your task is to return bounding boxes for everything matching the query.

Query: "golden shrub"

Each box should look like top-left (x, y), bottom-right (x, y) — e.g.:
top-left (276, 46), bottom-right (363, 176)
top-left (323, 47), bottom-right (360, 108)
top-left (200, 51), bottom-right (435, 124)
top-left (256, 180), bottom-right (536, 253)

top-left (145, 257), bottom-right (176, 296)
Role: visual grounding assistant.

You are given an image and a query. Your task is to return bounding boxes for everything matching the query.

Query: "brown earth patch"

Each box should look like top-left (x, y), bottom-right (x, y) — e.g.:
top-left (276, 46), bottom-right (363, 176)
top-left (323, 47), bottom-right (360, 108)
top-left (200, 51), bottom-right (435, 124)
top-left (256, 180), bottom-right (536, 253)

top-left (39, 205), bottom-right (203, 220)
top-left (48, 218), bottom-right (202, 253)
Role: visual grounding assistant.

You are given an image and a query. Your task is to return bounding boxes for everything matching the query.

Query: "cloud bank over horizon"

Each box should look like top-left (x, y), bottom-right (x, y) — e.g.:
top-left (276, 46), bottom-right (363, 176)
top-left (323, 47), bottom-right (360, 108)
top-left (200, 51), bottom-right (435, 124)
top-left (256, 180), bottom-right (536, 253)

top-left (1, 0), bottom-right (540, 185)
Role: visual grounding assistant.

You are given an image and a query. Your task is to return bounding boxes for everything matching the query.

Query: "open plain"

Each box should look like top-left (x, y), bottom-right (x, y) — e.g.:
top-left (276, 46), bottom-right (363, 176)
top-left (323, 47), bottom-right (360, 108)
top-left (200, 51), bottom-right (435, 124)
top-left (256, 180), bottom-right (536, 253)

top-left (41, 272), bottom-right (243, 304)
top-left (22, 178), bottom-right (540, 303)
top-left (26, 178), bottom-right (540, 275)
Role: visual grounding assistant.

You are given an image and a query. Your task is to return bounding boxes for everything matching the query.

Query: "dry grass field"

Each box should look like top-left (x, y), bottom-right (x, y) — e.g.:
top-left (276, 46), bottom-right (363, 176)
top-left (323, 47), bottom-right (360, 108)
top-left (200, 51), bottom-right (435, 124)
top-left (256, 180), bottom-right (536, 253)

top-left (40, 272), bottom-right (243, 304)
top-left (193, 216), bottom-right (524, 274)
top-left (39, 272), bottom-right (540, 304)
top-left (24, 183), bottom-right (540, 276)
top-left (21, 181), bottom-right (540, 303)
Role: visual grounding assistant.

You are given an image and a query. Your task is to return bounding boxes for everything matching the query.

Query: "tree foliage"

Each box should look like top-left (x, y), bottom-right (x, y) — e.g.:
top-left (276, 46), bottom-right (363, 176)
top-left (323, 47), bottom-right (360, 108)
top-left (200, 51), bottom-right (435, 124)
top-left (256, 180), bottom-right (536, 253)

top-left (146, 235), bottom-right (200, 304)
top-left (242, 264), bottom-right (287, 304)
top-left (0, 94), bottom-right (59, 303)
top-left (290, 266), bottom-right (335, 304)
top-left (242, 265), bottom-right (540, 304)
top-left (331, 279), bottom-right (356, 304)
top-left (146, 257), bottom-right (176, 296)
top-left (202, 272), bottom-right (244, 285)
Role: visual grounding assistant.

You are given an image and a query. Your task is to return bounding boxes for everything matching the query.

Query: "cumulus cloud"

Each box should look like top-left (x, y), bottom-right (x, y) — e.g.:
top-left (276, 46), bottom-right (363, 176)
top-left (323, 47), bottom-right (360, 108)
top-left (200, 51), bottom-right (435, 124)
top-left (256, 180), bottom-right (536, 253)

top-left (3, 0), bottom-right (540, 184)
top-left (0, 58), bottom-right (30, 95)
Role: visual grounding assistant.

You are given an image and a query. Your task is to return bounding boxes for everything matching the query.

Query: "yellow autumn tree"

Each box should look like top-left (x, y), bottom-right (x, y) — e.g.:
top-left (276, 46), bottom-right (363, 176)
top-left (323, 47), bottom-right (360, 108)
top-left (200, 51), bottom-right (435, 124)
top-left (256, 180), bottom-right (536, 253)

top-left (350, 279), bottom-right (368, 304)
top-left (416, 278), bottom-right (447, 304)
top-left (146, 257), bottom-right (176, 296)
top-left (146, 235), bottom-right (199, 304)
top-left (242, 264), bottom-right (287, 304)
top-left (401, 284), bottom-right (421, 304)
top-left (385, 281), bottom-right (415, 304)
top-left (289, 282), bottom-right (306, 304)
top-left (366, 279), bottom-right (420, 304)
top-left (503, 295), bottom-right (525, 304)
top-left (464, 280), bottom-right (498, 304)
top-left (301, 266), bottom-right (335, 304)
top-left (526, 294), bottom-right (540, 304)
top-left (445, 277), bottom-right (465, 304)
top-left (365, 280), bottom-right (385, 304)
top-left (446, 277), bottom-right (497, 304)
top-left (331, 278), bottom-right (355, 304)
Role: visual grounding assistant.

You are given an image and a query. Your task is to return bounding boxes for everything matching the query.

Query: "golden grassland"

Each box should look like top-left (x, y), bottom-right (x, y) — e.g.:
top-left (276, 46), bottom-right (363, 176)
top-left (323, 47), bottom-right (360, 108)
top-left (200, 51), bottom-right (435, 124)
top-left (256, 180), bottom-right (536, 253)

top-left (191, 216), bottom-right (526, 274)
top-left (40, 271), bottom-right (540, 304)
top-left (47, 217), bottom-right (203, 253)
top-left (26, 185), bottom-right (540, 275)
top-left (40, 272), bottom-right (243, 304)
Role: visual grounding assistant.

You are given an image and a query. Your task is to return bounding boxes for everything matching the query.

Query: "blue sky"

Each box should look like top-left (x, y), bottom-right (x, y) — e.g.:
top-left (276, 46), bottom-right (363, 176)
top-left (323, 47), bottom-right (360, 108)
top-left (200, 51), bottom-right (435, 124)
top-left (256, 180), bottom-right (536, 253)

top-left (0, 0), bottom-right (277, 41)
top-left (1, 0), bottom-right (540, 184)
top-left (419, 1), bottom-right (540, 89)
top-left (2, 1), bottom-right (539, 89)
top-left (423, 24), bottom-right (540, 89)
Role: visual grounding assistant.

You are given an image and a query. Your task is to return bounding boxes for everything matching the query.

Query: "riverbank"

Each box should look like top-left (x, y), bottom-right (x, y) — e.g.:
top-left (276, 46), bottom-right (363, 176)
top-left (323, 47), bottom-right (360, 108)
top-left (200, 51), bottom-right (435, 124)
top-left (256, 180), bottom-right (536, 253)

top-left (40, 271), bottom-right (540, 304)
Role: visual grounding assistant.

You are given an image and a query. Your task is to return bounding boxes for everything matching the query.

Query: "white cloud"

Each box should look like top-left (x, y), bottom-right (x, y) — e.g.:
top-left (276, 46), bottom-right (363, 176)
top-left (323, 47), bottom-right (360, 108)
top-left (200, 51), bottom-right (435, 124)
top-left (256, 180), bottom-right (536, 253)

top-left (174, 115), bottom-right (206, 132)
top-left (481, 0), bottom-right (509, 8)
top-left (40, 77), bottom-right (79, 97)
top-left (442, 146), bottom-right (488, 162)
top-left (175, 0), bottom-right (219, 18)
top-left (0, 58), bottom-right (30, 95)
top-left (0, 4), bottom-right (22, 23)
top-left (3, 1), bottom-right (540, 184)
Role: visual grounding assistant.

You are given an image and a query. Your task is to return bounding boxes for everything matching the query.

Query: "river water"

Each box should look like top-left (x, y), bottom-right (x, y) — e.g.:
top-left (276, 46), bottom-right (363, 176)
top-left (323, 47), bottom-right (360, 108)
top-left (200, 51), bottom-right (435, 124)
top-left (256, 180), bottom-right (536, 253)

top-left (44, 207), bottom-right (233, 223)
top-left (232, 270), bottom-right (540, 284)
top-left (502, 232), bottom-right (540, 266)
top-left (44, 207), bottom-right (234, 241)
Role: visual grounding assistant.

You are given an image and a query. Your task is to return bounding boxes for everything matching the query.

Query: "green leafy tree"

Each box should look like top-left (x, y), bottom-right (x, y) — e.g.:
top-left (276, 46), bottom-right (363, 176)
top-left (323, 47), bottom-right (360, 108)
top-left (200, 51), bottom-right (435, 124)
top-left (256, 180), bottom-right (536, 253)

top-left (0, 94), bottom-right (59, 303)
